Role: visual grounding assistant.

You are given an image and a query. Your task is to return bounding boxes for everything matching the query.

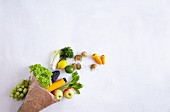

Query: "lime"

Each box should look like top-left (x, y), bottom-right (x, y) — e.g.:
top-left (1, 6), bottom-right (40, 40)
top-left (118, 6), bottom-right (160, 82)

top-left (57, 60), bottom-right (68, 69)
top-left (65, 65), bottom-right (74, 74)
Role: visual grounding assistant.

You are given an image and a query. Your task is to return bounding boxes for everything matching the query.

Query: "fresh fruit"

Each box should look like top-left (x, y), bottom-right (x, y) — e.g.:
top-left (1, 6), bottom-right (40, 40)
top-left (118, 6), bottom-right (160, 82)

top-left (23, 88), bottom-right (28, 93)
top-left (57, 60), bottom-right (68, 69)
top-left (100, 55), bottom-right (106, 64)
top-left (92, 54), bottom-right (102, 64)
top-left (47, 78), bottom-right (67, 92)
top-left (72, 63), bottom-right (77, 70)
top-left (74, 55), bottom-right (82, 61)
top-left (90, 64), bottom-right (97, 70)
top-left (53, 89), bottom-right (63, 101)
top-left (63, 88), bottom-right (74, 99)
top-left (10, 78), bottom-right (30, 101)
top-left (76, 63), bottom-right (82, 70)
top-left (65, 65), bottom-right (74, 74)
top-left (52, 70), bottom-right (60, 82)
top-left (81, 51), bottom-right (87, 57)
top-left (71, 63), bottom-right (81, 70)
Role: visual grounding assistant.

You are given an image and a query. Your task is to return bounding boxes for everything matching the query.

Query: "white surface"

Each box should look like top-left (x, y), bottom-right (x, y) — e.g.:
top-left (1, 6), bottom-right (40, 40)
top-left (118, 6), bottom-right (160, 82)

top-left (1, 0), bottom-right (170, 112)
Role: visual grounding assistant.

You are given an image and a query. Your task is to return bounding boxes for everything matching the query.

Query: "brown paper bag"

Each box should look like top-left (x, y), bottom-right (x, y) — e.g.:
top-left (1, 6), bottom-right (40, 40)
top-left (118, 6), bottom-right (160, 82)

top-left (19, 75), bottom-right (57, 112)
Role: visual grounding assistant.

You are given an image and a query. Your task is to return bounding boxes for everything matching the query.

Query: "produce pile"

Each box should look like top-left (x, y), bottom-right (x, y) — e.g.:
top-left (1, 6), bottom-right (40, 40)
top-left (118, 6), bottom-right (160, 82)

top-left (10, 46), bottom-right (106, 112)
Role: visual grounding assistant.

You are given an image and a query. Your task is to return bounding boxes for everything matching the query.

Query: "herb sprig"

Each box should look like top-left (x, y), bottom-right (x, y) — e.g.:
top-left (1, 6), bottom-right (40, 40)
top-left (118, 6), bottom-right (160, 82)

top-left (59, 72), bottom-right (83, 94)
top-left (60, 47), bottom-right (74, 60)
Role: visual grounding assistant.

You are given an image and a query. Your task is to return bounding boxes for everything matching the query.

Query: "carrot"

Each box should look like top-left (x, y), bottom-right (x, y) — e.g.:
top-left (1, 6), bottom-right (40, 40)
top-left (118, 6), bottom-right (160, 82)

top-left (92, 54), bottom-right (102, 64)
top-left (92, 53), bottom-right (98, 59)
top-left (47, 78), bottom-right (67, 92)
top-left (100, 55), bottom-right (106, 64)
top-left (94, 56), bottom-right (102, 64)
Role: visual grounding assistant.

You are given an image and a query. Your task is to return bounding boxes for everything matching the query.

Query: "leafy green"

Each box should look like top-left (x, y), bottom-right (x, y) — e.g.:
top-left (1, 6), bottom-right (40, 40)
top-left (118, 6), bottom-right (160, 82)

top-left (74, 89), bottom-right (80, 94)
top-left (60, 47), bottom-right (74, 60)
top-left (29, 64), bottom-right (52, 88)
top-left (59, 72), bottom-right (83, 94)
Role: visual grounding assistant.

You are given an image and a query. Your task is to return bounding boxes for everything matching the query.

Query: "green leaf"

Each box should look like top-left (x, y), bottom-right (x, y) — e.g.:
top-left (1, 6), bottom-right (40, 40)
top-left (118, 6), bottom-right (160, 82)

top-left (74, 89), bottom-right (80, 94)
top-left (29, 64), bottom-right (52, 88)
top-left (71, 83), bottom-right (83, 89)
top-left (58, 71), bottom-right (83, 94)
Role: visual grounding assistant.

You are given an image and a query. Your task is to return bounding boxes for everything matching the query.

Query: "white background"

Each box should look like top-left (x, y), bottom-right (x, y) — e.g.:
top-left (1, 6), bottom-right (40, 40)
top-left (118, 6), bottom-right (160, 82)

top-left (0, 0), bottom-right (170, 112)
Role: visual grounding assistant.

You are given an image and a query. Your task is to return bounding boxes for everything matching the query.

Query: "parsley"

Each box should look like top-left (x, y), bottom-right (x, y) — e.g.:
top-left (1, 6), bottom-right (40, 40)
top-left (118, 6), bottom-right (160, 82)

top-left (59, 72), bottom-right (83, 94)
top-left (60, 47), bottom-right (74, 60)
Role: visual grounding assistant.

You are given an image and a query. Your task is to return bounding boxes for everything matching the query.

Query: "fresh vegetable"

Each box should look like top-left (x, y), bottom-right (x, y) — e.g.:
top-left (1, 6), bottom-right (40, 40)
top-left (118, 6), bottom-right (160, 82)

top-left (81, 51), bottom-right (87, 57)
top-left (52, 70), bottom-right (60, 82)
top-left (59, 72), bottom-right (83, 94)
top-left (90, 64), bottom-right (97, 70)
top-left (50, 50), bottom-right (57, 65)
top-left (92, 53), bottom-right (98, 59)
top-left (65, 65), bottom-right (74, 74)
top-left (63, 88), bottom-right (74, 99)
top-left (74, 55), bottom-right (82, 61)
top-left (10, 78), bottom-right (31, 101)
top-left (57, 60), bottom-right (68, 69)
top-left (47, 78), bottom-right (67, 92)
top-left (53, 89), bottom-right (63, 101)
top-left (60, 47), bottom-right (74, 60)
top-left (92, 54), bottom-right (102, 64)
top-left (50, 50), bottom-right (60, 70)
top-left (29, 64), bottom-right (52, 88)
top-left (101, 55), bottom-right (106, 64)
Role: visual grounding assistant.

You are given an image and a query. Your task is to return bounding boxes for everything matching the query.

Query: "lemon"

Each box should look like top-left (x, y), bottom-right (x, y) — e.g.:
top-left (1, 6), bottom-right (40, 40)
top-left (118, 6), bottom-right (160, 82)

top-left (57, 60), bottom-right (68, 69)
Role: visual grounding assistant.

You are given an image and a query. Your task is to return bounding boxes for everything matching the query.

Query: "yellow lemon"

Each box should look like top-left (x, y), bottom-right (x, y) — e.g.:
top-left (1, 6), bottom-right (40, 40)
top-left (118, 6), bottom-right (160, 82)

top-left (57, 60), bottom-right (68, 69)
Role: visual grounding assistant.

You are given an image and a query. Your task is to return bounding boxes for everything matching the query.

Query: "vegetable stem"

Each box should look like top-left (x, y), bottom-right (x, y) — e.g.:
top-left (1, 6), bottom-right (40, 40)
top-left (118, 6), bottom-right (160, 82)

top-left (58, 72), bottom-right (83, 94)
